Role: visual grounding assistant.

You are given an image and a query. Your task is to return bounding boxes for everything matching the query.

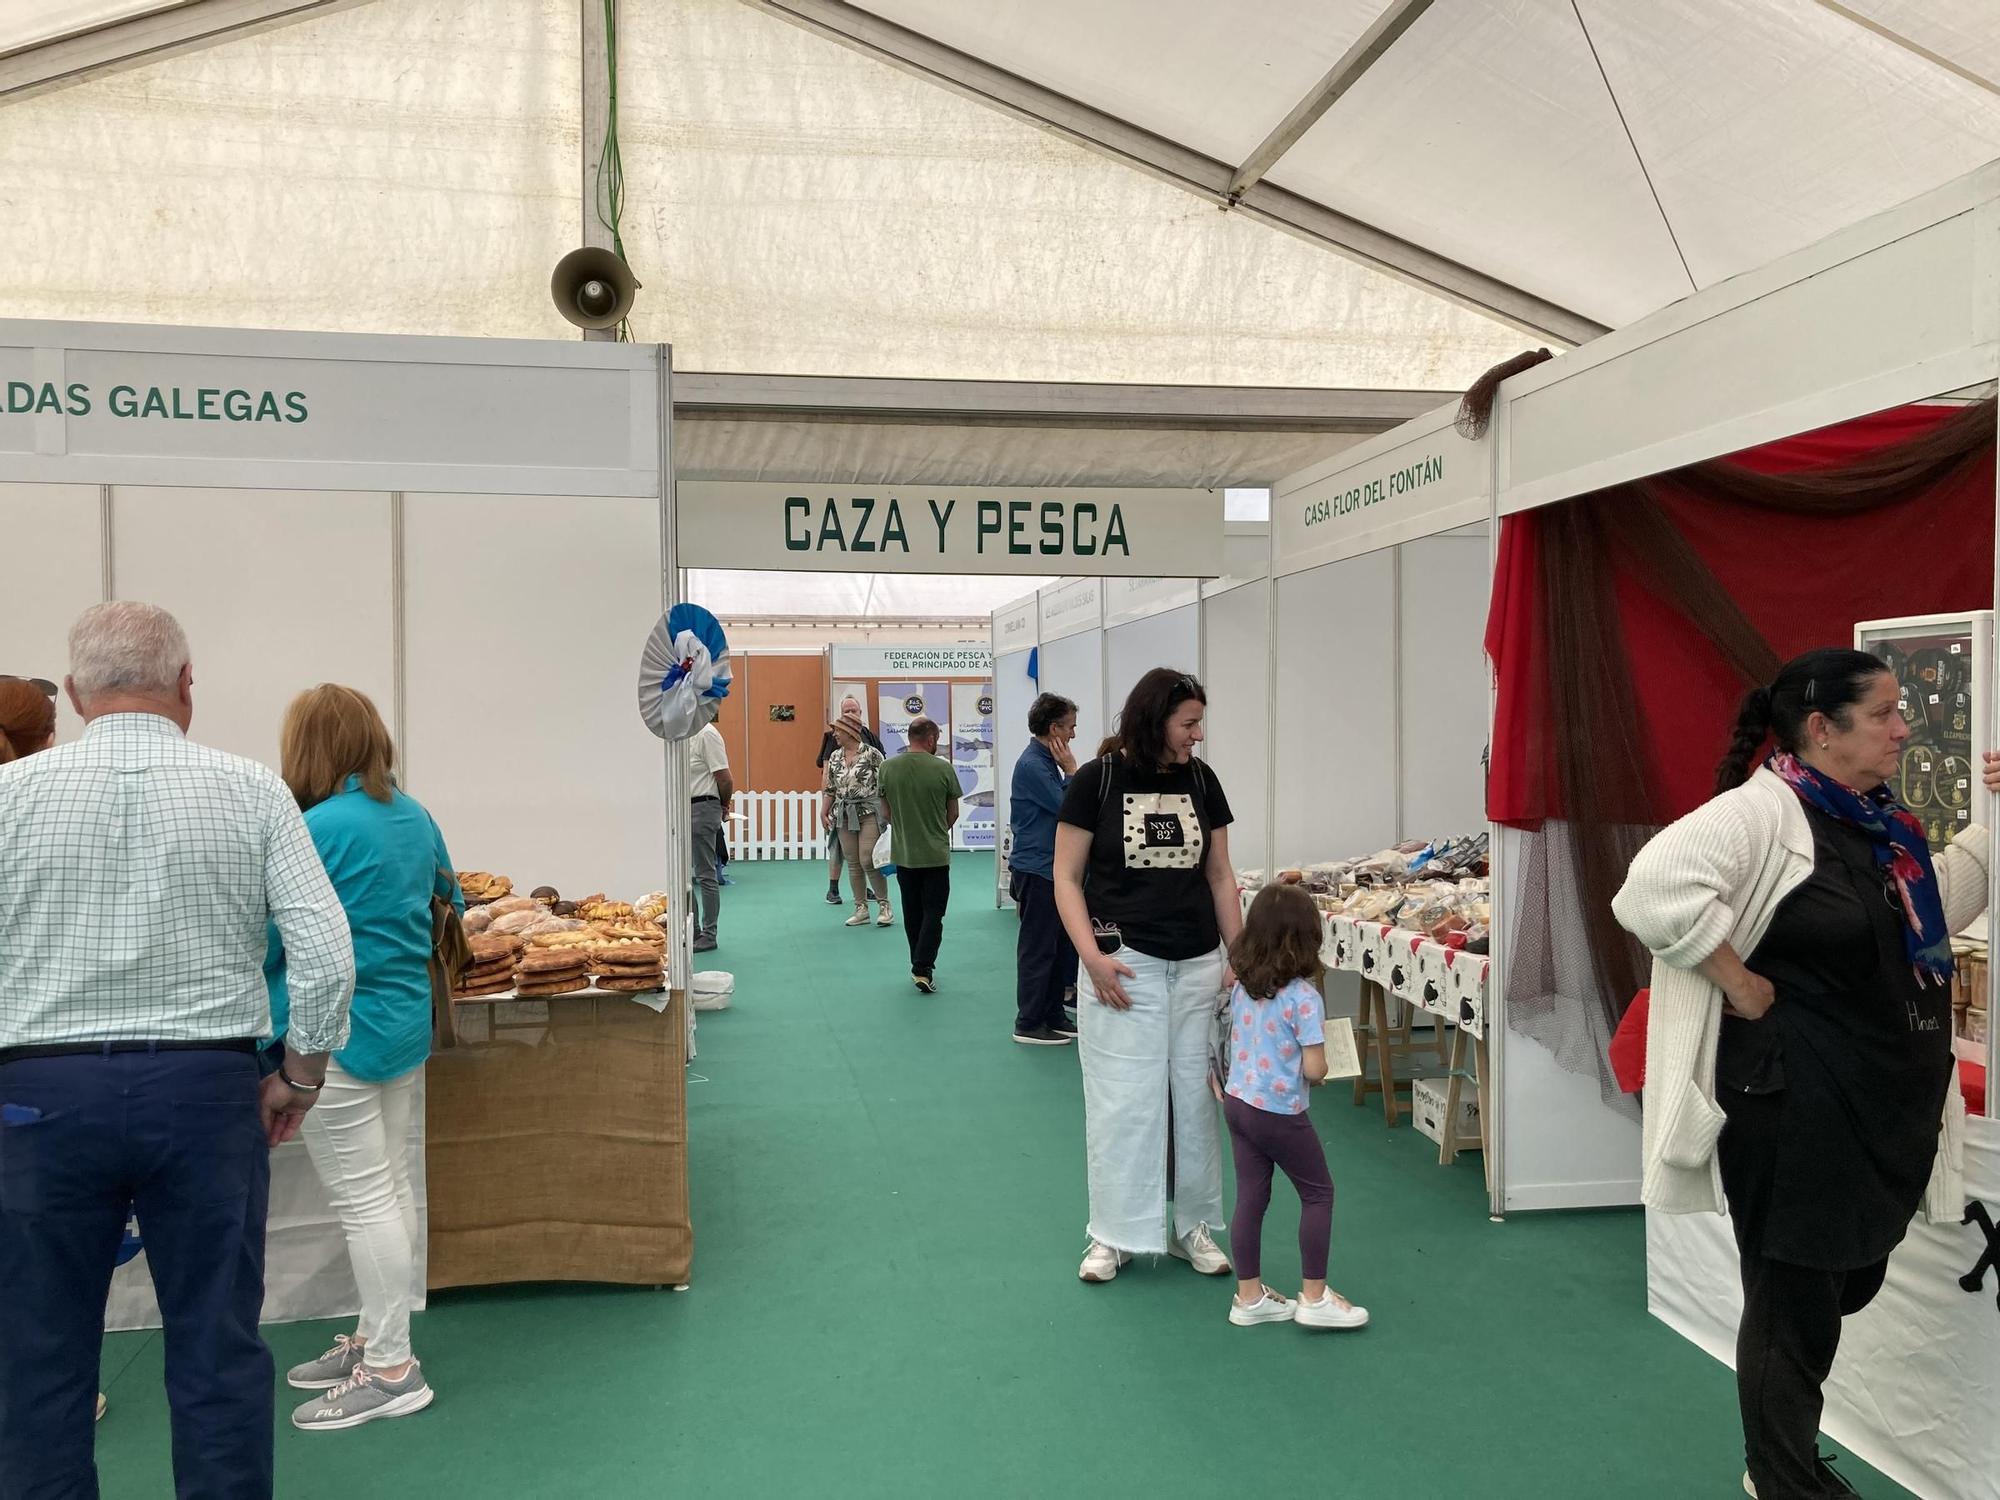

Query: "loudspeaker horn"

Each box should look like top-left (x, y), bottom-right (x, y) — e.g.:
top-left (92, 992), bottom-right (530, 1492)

top-left (550, 247), bottom-right (641, 330)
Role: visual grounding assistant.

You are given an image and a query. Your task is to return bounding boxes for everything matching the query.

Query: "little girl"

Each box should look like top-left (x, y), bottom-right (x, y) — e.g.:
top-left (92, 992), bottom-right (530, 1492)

top-left (1220, 884), bottom-right (1369, 1330)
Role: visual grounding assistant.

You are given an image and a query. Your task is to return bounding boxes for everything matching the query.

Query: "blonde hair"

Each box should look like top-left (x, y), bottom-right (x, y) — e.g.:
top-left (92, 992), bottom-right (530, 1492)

top-left (280, 684), bottom-right (395, 809)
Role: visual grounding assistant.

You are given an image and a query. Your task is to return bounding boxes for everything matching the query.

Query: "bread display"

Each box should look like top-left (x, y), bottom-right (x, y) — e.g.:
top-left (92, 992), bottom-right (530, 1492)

top-left (447, 874), bottom-right (678, 1001)
top-left (456, 871), bottom-right (512, 902)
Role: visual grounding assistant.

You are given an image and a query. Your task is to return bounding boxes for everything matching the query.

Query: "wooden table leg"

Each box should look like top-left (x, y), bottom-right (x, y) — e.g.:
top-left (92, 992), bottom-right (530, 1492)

top-left (1440, 1023), bottom-right (1469, 1166)
top-left (1375, 985), bottom-right (1399, 1127)
top-left (1351, 982), bottom-right (1376, 1108)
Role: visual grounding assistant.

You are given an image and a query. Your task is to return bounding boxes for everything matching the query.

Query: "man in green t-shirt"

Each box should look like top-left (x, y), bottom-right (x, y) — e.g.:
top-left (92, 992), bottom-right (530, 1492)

top-left (877, 717), bottom-right (961, 993)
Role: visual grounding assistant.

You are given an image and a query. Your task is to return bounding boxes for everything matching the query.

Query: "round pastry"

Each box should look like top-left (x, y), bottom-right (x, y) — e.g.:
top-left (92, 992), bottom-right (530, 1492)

top-left (598, 924), bottom-right (666, 945)
top-left (528, 930), bottom-right (599, 950)
top-left (517, 948), bottom-right (591, 975)
top-left (595, 975), bottom-right (666, 993)
top-left (468, 933), bottom-right (522, 962)
top-left (530, 885), bottom-right (560, 905)
top-left (453, 979), bottom-right (515, 998)
top-left (515, 977), bottom-right (591, 997)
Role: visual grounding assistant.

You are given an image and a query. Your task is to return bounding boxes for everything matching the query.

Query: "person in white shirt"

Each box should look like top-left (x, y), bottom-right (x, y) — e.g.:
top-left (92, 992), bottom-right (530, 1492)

top-left (688, 720), bottom-right (733, 952)
top-left (0, 602), bottom-right (355, 1500)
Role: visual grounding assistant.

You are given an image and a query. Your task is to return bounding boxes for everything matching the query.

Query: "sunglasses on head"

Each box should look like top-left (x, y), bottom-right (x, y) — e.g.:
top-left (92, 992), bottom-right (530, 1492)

top-left (0, 676), bottom-right (56, 699)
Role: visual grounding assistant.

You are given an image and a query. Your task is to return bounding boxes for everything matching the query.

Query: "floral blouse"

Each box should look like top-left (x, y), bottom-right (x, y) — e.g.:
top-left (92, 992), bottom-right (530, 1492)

top-left (824, 746), bottom-right (886, 831)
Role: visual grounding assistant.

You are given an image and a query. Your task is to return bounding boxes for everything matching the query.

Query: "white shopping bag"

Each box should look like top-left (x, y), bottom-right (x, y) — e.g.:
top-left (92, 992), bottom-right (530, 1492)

top-left (872, 825), bottom-right (895, 872)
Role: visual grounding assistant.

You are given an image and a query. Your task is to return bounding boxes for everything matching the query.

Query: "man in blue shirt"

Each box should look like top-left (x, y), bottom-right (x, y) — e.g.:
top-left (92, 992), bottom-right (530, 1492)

top-left (1007, 693), bottom-right (1080, 1045)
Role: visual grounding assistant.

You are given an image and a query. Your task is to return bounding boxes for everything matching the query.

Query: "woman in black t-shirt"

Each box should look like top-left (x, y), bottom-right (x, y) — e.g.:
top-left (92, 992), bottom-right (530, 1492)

top-left (1055, 668), bottom-right (1241, 1285)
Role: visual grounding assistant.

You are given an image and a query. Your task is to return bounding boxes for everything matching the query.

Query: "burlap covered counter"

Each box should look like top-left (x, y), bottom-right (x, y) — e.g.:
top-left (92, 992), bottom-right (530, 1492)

top-left (425, 988), bottom-right (691, 1288)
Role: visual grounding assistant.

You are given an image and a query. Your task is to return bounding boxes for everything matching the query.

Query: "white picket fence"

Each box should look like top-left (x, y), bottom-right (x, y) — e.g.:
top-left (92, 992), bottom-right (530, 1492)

top-left (731, 789), bottom-right (826, 861)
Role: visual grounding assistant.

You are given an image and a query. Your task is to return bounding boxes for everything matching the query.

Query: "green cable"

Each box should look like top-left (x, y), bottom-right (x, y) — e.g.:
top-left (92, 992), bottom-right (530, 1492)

top-left (594, 0), bottom-right (632, 341)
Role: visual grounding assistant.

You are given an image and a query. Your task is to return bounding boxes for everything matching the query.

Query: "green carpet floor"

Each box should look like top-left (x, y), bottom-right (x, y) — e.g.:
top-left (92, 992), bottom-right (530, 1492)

top-left (90, 854), bottom-right (1912, 1498)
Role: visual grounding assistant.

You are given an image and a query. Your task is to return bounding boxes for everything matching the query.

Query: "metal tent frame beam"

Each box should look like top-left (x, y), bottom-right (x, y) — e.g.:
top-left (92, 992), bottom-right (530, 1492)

top-left (672, 372), bottom-right (1455, 432)
top-left (1226, 0), bottom-right (1435, 198)
top-left (0, 0), bottom-right (375, 104)
top-left (741, 0), bottom-right (1608, 345)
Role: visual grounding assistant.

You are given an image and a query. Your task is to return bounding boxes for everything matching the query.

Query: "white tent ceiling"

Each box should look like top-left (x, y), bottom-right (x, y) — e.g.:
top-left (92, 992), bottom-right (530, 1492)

top-left (5, 0), bottom-right (1996, 619)
top-left (790, 0), bottom-right (2000, 330)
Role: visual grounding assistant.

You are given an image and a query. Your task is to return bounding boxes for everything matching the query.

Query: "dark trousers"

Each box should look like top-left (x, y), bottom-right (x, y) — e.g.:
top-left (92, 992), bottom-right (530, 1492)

top-left (895, 864), bottom-right (951, 980)
top-left (1736, 1251), bottom-right (1888, 1499)
top-left (0, 1047), bottom-right (273, 1500)
top-left (1222, 1094), bottom-right (1333, 1283)
top-left (1010, 871), bottom-right (1077, 1033)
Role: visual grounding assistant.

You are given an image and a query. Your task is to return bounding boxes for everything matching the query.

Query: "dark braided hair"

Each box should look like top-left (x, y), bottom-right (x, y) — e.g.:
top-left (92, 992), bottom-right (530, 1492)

top-left (1713, 647), bottom-right (1892, 793)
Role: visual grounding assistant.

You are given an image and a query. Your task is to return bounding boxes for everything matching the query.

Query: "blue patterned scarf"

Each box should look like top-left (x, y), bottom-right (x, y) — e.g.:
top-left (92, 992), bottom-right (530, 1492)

top-left (1768, 752), bottom-right (1954, 987)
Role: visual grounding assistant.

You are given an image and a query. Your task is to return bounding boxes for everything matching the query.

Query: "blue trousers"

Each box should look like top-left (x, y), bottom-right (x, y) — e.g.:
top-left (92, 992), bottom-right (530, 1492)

top-left (0, 1047), bottom-right (273, 1500)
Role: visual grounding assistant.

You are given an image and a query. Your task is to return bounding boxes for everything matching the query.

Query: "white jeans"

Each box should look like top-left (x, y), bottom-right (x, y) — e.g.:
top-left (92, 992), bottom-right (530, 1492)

top-left (1077, 944), bottom-right (1227, 1254)
top-left (300, 1060), bottom-right (421, 1368)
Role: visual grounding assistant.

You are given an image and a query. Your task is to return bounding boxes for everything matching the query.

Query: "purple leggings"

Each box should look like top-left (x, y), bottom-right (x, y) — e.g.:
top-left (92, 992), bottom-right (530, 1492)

top-left (1223, 1094), bottom-right (1333, 1282)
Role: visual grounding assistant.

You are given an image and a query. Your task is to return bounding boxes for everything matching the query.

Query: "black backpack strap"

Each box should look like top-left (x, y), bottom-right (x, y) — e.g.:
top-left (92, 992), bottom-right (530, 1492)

top-left (1097, 752), bottom-right (1116, 819)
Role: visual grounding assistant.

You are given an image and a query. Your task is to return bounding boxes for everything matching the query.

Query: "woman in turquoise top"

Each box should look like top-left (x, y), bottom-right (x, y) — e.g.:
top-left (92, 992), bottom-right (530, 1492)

top-left (264, 684), bottom-right (459, 1434)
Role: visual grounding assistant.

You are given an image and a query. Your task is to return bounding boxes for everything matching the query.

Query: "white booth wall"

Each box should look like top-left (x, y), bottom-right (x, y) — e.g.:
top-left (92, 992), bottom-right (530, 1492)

top-left (1, 483), bottom-right (107, 743)
top-left (991, 641), bottom-right (1038, 899)
top-left (1272, 551), bottom-right (1399, 868)
top-left (1200, 579), bottom-right (1268, 873)
top-left (2, 483), bottom-right (672, 902)
top-left (1104, 602), bottom-right (1199, 727)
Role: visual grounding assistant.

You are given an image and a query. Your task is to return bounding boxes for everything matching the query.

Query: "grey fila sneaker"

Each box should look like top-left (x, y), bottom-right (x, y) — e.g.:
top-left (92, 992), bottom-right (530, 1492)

top-left (286, 1333), bottom-right (366, 1391)
top-left (292, 1361), bottom-right (434, 1431)
top-left (1168, 1224), bottom-right (1232, 1276)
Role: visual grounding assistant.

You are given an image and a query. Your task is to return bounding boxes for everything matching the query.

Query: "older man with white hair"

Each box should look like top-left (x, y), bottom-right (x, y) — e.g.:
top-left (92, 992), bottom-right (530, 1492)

top-left (0, 601), bottom-right (355, 1500)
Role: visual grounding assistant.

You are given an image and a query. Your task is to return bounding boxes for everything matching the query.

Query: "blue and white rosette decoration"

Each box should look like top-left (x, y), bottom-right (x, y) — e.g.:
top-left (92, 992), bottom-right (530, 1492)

top-left (638, 603), bottom-right (732, 741)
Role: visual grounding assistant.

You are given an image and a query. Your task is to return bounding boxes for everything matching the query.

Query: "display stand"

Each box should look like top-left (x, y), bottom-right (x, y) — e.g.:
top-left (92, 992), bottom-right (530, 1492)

top-left (1268, 405), bottom-right (1546, 1211)
top-left (0, 319), bottom-right (690, 1326)
top-left (1475, 163), bottom-right (2000, 1500)
top-left (429, 990), bottom-right (690, 1289)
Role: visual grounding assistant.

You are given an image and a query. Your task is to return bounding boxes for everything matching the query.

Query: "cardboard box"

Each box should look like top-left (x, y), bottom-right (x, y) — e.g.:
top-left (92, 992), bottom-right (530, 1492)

top-left (1412, 1075), bottom-right (1480, 1149)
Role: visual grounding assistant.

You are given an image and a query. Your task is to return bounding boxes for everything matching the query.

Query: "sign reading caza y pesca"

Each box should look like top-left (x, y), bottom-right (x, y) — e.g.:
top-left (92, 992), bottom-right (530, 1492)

top-left (676, 483), bottom-right (1222, 578)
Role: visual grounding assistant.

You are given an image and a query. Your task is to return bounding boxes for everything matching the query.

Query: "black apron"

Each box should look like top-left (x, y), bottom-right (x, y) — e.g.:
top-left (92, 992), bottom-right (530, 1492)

top-left (1716, 805), bottom-right (1954, 1270)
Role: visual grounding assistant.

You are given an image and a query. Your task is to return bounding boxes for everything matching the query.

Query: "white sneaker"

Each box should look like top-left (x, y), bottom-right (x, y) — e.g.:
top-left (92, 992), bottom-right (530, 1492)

top-left (1294, 1290), bottom-right (1370, 1329)
top-left (876, 905), bottom-right (895, 927)
top-left (1742, 1476), bottom-right (1757, 1499)
top-left (844, 905), bottom-right (871, 927)
top-left (1168, 1224), bottom-right (1232, 1276)
top-left (1228, 1288), bottom-right (1295, 1326)
top-left (1078, 1241), bottom-right (1130, 1282)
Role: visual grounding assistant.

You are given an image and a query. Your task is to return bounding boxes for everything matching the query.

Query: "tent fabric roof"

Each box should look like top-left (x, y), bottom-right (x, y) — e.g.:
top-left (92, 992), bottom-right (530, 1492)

top-left (833, 0), bottom-right (2000, 331)
top-left (0, 0), bottom-right (177, 55)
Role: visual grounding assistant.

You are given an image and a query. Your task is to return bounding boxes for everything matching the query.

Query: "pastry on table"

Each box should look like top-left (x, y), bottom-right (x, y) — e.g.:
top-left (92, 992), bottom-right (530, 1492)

top-left (456, 871), bottom-right (513, 902)
top-left (596, 973), bottom-right (667, 993)
top-left (467, 933), bottom-right (524, 963)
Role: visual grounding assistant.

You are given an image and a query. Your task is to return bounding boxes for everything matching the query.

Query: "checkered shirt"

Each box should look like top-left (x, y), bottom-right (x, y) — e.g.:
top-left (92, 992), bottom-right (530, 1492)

top-left (0, 713), bottom-right (354, 1051)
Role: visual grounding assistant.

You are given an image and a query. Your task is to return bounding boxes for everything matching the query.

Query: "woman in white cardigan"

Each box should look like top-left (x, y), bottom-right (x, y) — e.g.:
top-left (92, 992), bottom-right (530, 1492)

top-left (1615, 647), bottom-right (1999, 1500)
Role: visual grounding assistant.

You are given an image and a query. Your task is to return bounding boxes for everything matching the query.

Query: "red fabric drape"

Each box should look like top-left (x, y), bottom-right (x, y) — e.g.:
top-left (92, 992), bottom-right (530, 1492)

top-left (1488, 406), bottom-right (1995, 825)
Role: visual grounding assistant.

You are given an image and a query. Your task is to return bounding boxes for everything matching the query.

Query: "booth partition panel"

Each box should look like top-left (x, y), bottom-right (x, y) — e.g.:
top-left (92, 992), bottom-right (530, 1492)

top-left (1103, 603), bottom-right (1199, 729)
top-left (1199, 583), bottom-right (1269, 873)
top-left (1397, 531), bottom-right (1492, 840)
top-left (1037, 631), bottom-right (1104, 766)
top-left (402, 493), bottom-right (670, 904)
top-left (1272, 554), bottom-right (1397, 870)
top-left (112, 487), bottom-right (397, 774)
top-left (991, 646), bottom-right (1037, 904)
top-left (0, 483), bottom-right (105, 745)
